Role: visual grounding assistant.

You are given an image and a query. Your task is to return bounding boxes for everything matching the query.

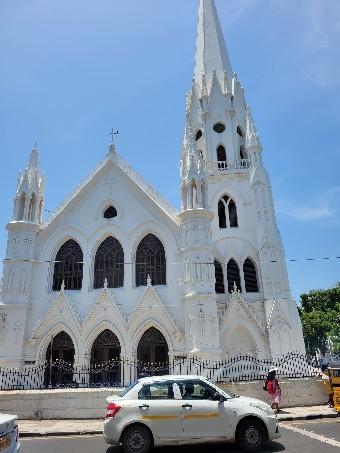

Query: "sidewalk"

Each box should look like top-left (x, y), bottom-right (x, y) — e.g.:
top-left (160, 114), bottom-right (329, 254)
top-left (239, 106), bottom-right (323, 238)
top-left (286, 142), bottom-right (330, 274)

top-left (18, 405), bottom-right (338, 437)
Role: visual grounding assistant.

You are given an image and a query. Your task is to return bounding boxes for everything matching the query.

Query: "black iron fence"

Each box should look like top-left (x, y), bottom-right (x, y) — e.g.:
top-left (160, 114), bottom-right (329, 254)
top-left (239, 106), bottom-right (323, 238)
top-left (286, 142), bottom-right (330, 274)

top-left (0, 353), bottom-right (322, 391)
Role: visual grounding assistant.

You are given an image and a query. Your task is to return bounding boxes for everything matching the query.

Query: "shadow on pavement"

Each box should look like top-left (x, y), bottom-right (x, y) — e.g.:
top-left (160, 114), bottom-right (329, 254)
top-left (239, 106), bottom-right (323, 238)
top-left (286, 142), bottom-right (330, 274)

top-left (106, 440), bottom-right (286, 453)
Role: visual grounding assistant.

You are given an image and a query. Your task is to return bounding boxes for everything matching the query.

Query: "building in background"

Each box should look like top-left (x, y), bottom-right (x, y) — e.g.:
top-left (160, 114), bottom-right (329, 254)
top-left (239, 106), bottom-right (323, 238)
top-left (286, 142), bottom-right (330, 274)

top-left (0, 0), bottom-right (305, 377)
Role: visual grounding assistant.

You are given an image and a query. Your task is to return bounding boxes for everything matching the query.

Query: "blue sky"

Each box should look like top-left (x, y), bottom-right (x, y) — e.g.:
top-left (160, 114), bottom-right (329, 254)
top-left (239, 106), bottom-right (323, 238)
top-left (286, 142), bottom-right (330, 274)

top-left (0, 0), bottom-right (340, 302)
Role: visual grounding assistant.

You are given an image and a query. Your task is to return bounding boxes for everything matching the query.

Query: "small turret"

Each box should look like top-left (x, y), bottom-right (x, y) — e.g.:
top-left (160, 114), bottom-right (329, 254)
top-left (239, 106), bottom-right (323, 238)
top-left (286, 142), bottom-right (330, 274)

top-left (13, 144), bottom-right (45, 224)
top-left (245, 105), bottom-right (262, 153)
top-left (180, 117), bottom-right (207, 211)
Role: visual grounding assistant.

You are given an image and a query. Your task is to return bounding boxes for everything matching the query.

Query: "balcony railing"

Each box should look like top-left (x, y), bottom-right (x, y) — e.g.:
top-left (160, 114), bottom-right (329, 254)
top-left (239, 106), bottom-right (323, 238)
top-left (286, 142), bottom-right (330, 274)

top-left (207, 159), bottom-right (251, 175)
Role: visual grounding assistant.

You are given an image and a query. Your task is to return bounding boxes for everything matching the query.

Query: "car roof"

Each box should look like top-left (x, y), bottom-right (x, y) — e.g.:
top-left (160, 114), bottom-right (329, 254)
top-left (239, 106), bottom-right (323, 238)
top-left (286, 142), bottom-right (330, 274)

top-left (138, 375), bottom-right (208, 384)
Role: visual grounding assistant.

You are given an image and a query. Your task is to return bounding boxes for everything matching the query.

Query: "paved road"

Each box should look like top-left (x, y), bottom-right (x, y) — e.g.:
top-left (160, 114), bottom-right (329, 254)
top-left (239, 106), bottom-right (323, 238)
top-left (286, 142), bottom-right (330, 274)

top-left (21, 419), bottom-right (340, 453)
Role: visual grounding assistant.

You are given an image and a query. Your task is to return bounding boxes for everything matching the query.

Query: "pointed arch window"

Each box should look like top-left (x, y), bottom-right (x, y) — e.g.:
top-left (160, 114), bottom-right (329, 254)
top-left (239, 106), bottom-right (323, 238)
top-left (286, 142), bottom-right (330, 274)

top-left (243, 258), bottom-right (259, 292)
top-left (227, 259), bottom-right (241, 293)
top-left (94, 237), bottom-right (124, 289)
top-left (240, 145), bottom-right (248, 161)
top-left (136, 234), bottom-right (166, 286)
top-left (237, 126), bottom-right (244, 137)
top-left (104, 206), bottom-right (117, 219)
top-left (214, 260), bottom-right (225, 294)
top-left (195, 129), bottom-right (203, 141)
top-left (52, 239), bottom-right (83, 291)
top-left (218, 195), bottom-right (238, 228)
top-left (217, 144), bottom-right (227, 170)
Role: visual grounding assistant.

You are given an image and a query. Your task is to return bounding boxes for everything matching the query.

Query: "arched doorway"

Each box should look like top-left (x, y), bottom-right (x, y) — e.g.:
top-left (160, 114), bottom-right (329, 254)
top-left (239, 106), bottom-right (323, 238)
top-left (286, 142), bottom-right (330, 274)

top-left (90, 330), bottom-right (121, 386)
top-left (137, 327), bottom-right (169, 376)
top-left (44, 332), bottom-right (75, 388)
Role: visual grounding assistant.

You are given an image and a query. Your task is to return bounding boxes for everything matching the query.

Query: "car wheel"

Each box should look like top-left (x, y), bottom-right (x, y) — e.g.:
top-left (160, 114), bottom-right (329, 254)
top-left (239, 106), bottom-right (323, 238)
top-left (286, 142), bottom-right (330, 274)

top-left (121, 424), bottom-right (153, 453)
top-left (237, 419), bottom-right (266, 453)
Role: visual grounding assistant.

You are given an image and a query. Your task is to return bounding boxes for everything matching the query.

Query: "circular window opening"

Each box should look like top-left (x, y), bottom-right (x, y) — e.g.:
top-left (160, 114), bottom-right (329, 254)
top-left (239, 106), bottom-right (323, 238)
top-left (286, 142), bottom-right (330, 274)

top-left (213, 123), bottom-right (226, 133)
top-left (104, 206), bottom-right (117, 219)
top-left (195, 129), bottom-right (203, 141)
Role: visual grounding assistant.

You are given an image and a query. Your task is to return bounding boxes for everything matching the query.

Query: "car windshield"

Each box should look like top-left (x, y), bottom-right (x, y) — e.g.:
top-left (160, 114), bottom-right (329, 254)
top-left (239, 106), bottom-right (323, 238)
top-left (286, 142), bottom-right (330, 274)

top-left (204, 380), bottom-right (237, 399)
top-left (119, 381), bottom-right (139, 397)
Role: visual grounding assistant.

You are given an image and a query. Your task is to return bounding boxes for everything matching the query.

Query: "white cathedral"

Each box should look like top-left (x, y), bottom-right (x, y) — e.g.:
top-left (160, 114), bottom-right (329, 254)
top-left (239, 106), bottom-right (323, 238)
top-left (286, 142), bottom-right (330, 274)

top-left (0, 0), bottom-right (305, 375)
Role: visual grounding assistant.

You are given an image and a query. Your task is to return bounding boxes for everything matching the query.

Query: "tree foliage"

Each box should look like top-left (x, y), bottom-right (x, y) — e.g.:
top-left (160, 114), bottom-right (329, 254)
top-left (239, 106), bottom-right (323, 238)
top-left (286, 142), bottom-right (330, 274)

top-left (300, 286), bottom-right (340, 355)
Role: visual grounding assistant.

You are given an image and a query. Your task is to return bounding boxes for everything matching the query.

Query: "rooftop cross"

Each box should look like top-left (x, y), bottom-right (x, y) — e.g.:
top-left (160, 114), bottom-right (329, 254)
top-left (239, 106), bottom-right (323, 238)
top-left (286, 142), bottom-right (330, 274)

top-left (108, 128), bottom-right (119, 144)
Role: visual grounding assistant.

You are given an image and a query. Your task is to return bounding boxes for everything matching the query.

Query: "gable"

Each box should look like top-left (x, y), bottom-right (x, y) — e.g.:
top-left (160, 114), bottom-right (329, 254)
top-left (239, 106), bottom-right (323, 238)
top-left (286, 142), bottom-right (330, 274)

top-left (43, 152), bottom-right (179, 233)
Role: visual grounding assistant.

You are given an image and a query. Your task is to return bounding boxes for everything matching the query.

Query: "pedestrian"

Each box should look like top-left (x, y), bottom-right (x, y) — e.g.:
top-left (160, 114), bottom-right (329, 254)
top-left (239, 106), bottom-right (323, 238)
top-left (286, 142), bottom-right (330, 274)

top-left (264, 367), bottom-right (282, 412)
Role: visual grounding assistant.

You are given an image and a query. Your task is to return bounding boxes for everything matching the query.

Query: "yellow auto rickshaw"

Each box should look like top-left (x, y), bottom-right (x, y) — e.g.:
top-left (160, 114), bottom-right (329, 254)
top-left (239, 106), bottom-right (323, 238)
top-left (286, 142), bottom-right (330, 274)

top-left (323, 363), bottom-right (340, 412)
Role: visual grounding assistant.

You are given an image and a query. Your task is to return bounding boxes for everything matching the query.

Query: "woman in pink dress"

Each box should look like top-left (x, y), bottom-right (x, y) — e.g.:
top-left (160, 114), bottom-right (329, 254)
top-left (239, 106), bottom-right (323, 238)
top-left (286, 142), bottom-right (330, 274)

top-left (264, 367), bottom-right (282, 412)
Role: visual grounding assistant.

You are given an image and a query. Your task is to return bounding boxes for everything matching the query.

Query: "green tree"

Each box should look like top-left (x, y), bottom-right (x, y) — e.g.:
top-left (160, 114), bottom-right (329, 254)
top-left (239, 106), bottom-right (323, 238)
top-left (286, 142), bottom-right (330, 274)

top-left (300, 287), bottom-right (340, 355)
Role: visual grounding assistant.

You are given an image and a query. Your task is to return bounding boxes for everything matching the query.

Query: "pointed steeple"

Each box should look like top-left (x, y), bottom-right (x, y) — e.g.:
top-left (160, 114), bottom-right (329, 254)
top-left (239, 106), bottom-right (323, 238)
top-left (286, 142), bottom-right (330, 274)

top-left (245, 105), bottom-right (262, 151)
top-left (194, 0), bottom-right (233, 94)
top-left (13, 144), bottom-right (45, 224)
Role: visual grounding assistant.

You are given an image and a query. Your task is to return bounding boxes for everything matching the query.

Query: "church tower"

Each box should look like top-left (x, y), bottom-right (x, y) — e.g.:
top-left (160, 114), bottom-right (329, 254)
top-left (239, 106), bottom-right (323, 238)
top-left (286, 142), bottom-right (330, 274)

top-left (182, 0), bottom-right (305, 357)
top-left (1, 145), bottom-right (45, 366)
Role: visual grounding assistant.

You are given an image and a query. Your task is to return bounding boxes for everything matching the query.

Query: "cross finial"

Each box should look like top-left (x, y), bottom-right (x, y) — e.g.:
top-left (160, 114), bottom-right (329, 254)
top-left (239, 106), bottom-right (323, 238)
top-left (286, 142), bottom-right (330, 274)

top-left (33, 141), bottom-right (38, 149)
top-left (108, 128), bottom-right (119, 144)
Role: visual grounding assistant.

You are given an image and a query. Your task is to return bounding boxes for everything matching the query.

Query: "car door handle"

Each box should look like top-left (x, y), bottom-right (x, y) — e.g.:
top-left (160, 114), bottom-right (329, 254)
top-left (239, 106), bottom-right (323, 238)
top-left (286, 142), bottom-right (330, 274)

top-left (139, 404), bottom-right (149, 409)
top-left (182, 403), bottom-right (192, 409)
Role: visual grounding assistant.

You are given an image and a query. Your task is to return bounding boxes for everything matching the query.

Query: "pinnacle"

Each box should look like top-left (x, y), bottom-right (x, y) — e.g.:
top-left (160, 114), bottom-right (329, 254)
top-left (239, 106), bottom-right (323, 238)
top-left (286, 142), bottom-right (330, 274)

top-left (28, 145), bottom-right (39, 169)
top-left (194, 0), bottom-right (233, 94)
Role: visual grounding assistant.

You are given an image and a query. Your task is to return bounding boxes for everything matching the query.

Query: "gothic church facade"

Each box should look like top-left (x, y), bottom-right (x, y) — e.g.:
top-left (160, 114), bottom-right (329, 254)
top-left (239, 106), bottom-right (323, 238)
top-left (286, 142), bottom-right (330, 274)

top-left (0, 0), bottom-right (305, 371)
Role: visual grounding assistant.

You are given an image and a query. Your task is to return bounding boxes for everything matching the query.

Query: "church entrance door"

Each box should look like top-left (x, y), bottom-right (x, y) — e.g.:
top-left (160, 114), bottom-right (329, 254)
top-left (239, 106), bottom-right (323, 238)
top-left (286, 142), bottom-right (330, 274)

top-left (137, 327), bottom-right (169, 376)
top-left (90, 330), bottom-right (121, 386)
top-left (45, 331), bottom-right (75, 387)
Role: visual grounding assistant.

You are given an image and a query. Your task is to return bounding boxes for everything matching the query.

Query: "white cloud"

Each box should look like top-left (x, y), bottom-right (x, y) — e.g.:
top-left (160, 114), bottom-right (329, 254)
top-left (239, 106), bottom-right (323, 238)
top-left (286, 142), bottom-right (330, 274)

top-left (278, 185), bottom-right (340, 222)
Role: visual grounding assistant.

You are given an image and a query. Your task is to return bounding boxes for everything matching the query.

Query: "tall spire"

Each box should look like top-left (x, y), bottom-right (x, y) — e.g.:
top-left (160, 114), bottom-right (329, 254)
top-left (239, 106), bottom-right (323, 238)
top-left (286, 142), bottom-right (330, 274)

top-left (194, 0), bottom-right (233, 93)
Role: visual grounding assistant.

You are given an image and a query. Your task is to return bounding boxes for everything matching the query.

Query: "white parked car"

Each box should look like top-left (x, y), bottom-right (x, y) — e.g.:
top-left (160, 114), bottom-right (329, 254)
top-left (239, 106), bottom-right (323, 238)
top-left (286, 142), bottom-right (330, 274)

top-left (0, 414), bottom-right (20, 453)
top-left (103, 375), bottom-right (280, 453)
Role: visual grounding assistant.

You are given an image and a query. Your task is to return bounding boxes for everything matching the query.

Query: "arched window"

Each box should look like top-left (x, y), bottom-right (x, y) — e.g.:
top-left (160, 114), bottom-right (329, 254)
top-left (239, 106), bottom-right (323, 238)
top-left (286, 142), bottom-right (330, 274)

top-left (214, 260), bottom-right (225, 294)
top-left (218, 195), bottom-right (238, 228)
top-left (195, 129), bottom-right (203, 141)
top-left (227, 259), bottom-right (241, 293)
top-left (104, 206), bottom-right (117, 219)
top-left (228, 199), bottom-right (238, 227)
top-left (136, 234), bottom-right (166, 286)
top-left (52, 239), bottom-right (83, 291)
top-left (243, 258), bottom-right (259, 292)
top-left (28, 193), bottom-right (37, 222)
top-left (94, 237), bottom-right (124, 289)
top-left (237, 126), bottom-right (244, 137)
top-left (217, 145), bottom-right (226, 162)
top-left (240, 145), bottom-right (248, 161)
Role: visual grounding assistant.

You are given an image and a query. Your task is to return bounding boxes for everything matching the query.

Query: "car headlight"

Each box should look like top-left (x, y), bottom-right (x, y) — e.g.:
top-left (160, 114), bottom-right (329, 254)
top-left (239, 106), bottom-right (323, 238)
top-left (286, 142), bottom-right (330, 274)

top-left (249, 402), bottom-right (274, 416)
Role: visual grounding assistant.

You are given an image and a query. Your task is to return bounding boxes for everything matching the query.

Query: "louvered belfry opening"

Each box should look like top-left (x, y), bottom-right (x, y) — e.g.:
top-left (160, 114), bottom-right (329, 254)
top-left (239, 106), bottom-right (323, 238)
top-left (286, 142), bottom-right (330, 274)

top-left (228, 199), bottom-right (238, 227)
top-left (136, 234), bottom-right (166, 286)
top-left (94, 237), bottom-right (124, 288)
top-left (243, 258), bottom-right (259, 292)
top-left (52, 239), bottom-right (83, 290)
top-left (214, 260), bottom-right (225, 294)
top-left (227, 259), bottom-right (241, 293)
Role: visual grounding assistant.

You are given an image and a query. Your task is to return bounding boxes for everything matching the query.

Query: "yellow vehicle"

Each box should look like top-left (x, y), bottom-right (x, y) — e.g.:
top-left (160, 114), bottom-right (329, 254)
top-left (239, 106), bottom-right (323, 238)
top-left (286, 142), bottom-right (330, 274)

top-left (323, 363), bottom-right (340, 412)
